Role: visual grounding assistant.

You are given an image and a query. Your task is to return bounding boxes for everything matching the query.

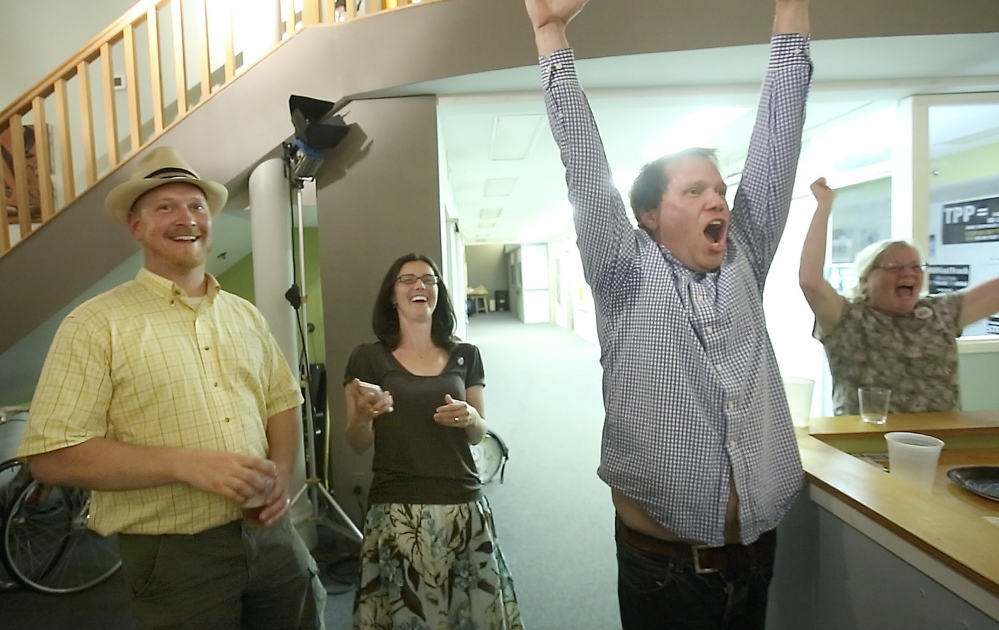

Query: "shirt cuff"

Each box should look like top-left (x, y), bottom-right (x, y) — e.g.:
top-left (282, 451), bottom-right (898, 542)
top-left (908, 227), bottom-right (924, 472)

top-left (769, 33), bottom-right (811, 67)
top-left (540, 48), bottom-right (578, 89)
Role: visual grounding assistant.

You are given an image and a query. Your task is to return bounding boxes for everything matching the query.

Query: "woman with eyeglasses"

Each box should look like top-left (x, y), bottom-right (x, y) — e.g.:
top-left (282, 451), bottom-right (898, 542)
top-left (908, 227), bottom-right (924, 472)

top-left (342, 253), bottom-right (523, 630)
top-left (799, 178), bottom-right (999, 415)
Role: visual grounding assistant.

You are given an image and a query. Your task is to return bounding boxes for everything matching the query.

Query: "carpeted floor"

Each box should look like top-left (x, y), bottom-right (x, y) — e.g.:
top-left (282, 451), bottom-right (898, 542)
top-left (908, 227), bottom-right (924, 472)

top-left (465, 312), bottom-right (620, 630)
top-left (0, 311), bottom-right (620, 629)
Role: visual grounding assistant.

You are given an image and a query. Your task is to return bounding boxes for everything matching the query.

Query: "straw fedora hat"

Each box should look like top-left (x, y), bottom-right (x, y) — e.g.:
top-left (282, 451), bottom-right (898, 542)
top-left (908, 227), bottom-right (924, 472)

top-left (104, 146), bottom-right (228, 224)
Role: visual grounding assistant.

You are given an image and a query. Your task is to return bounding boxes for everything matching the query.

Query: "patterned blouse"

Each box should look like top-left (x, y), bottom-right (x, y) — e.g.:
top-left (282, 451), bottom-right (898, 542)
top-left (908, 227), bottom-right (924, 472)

top-left (817, 293), bottom-right (964, 415)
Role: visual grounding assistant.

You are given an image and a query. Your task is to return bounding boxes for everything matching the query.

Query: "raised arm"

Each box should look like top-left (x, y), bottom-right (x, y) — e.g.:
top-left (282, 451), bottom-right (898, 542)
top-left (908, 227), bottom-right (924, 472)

top-left (774, 0), bottom-right (810, 35)
top-left (958, 276), bottom-right (999, 329)
top-left (529, 0), bottom-right (638, 299)
top-left (799, 177), bottom-right (846, 333)
top-left (525, 0), bottom-right (587, 57)
top-left (728, 0), bottom-right (813, 283)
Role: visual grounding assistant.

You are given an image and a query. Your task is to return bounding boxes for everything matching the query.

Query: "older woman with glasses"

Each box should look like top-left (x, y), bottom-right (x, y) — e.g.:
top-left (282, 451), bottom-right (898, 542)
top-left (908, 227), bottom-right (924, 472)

top-left (799, 178), bottom-right (999, 415)
top-left (342, 252), bottom-right (523, 630)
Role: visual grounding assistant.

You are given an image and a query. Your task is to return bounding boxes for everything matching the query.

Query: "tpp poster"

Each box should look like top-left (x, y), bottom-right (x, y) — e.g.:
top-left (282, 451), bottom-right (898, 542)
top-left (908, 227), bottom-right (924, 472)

top-left (942, 196), bottom-right (999, 244)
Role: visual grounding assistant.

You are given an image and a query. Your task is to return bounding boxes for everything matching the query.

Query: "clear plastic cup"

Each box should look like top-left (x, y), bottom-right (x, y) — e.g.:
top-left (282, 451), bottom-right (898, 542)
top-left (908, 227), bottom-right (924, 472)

top-left (783, 377), bottom-right (815, 428)
top-left (885, 431), bottom-right (944, 489)
top-left (858, 387), bottom-right (891, 425)
top-left (241, 477), bottom-right (274, 526)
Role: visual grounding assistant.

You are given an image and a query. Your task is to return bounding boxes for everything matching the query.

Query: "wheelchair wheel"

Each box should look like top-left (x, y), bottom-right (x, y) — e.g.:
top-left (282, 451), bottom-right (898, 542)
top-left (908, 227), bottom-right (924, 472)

top-left (0, 458), bottom-right (28, 591)
top-left (1, 480), bottom-right (121, 594)
top-left (471, 430), bottom-right (510, 484)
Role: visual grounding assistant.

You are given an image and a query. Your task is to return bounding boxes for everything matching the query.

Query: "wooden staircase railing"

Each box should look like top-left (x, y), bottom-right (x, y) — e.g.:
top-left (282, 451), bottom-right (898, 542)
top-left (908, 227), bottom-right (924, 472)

top-left (0, 0), bottom-right (441, 258)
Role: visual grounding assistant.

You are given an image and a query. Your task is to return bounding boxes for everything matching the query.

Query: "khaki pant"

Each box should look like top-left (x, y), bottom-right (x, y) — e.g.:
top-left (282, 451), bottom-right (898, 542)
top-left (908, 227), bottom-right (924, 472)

top-left (118, 518), bottom-right (326, 630)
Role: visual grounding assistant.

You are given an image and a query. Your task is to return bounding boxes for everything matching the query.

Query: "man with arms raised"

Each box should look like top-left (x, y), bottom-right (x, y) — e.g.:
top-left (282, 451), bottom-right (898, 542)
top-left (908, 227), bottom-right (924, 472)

top-left (17, 147), bottom-right (325, 629)
top-left (526, 0), bottom-right (813, 627)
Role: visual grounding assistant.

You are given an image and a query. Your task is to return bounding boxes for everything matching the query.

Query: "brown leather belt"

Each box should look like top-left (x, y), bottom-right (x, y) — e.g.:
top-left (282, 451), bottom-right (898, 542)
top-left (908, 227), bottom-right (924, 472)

top-left (615, 519), bottom-right (777, 574)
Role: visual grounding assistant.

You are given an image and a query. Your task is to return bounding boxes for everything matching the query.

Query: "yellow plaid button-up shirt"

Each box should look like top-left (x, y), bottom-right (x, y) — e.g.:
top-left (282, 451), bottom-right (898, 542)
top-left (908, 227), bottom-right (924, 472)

top-left (17, 268), bottom-right (304, 535)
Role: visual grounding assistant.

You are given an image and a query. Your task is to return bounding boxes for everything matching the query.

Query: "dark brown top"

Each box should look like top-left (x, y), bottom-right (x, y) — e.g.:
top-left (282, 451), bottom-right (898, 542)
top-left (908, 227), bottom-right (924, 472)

top-left (344, 341), bottom-right (485, 505)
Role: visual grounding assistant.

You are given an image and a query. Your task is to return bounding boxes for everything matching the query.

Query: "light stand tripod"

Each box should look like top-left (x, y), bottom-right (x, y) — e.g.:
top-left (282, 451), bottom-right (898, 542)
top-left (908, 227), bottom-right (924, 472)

top-left (282, 144), bottom-right (362, 544)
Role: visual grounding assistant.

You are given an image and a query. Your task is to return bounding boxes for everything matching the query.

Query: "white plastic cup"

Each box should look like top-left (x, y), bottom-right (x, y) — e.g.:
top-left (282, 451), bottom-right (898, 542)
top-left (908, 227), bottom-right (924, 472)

top-left (241, 477), bottom-right (275, 526)
top-left (858, 387), bottom-right (891, 425)
top-left (885, 431), bottom-right (944, 489)
top-left (783, 377), bottom-right (815, 428)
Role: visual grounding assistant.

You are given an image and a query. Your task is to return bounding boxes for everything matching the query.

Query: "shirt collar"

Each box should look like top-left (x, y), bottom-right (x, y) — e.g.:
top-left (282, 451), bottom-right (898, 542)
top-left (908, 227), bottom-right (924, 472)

top-left (135, 267), bottom-right (221, 304)
top-left (649, 234), bottom-right (734, 285)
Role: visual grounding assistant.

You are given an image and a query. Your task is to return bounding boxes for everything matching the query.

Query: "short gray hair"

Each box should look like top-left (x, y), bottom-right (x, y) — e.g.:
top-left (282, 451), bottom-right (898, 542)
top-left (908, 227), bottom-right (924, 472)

top-left (849, 239), bottom-right (919, 300)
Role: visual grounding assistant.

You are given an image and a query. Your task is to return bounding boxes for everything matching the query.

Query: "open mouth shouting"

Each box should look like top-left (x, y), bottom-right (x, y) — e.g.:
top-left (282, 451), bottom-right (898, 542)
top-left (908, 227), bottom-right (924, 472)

top-left (703, 218), bottom-right (728, 253)
top-left (891, 281), bottom-right (922, 310)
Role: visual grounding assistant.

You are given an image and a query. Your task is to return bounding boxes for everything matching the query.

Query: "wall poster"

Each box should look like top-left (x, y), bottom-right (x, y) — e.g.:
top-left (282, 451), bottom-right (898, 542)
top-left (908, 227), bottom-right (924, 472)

top-left (941, 196), bottom-right (999, 245)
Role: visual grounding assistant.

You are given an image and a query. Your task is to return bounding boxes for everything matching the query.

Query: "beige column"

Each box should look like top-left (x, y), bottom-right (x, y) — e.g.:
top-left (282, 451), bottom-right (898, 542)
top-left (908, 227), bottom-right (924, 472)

top-left (248, 157), bottom-right (315, 546)
top-left (315, 95), bottom-right (444, 526)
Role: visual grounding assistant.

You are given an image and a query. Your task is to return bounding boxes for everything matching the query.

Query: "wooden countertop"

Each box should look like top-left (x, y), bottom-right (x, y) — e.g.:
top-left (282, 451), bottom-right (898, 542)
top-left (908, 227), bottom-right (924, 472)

top-left (808, 410), bottom-right (999, 441)
top-left (797, 411), bottom-right (999, 598)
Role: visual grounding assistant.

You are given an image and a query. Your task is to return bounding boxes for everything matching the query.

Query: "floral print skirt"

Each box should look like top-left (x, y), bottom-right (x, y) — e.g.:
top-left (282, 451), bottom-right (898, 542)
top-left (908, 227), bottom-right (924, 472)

top-left (353, 498), bottom-right (524, 630)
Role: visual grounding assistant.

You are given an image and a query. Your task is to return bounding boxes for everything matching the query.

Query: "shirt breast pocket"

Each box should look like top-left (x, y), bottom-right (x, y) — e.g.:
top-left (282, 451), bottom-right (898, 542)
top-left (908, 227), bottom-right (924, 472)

top-left (215, 332), bottom-right (270, 395)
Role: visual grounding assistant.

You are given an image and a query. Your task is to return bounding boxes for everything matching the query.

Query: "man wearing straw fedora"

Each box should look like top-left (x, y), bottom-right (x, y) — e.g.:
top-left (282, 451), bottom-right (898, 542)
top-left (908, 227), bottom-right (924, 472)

top-left (17, 146), bottom-right (327, 629)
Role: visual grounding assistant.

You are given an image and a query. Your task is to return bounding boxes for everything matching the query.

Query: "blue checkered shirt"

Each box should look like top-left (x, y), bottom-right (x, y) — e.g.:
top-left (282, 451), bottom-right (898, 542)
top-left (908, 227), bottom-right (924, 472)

top-left (541, 35), bottom-right (813, 545)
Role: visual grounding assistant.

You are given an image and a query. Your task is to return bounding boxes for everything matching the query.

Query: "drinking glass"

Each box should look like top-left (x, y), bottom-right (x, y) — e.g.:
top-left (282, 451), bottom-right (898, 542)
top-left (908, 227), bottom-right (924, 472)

top-left (858, 387), bottom-right (891, 425)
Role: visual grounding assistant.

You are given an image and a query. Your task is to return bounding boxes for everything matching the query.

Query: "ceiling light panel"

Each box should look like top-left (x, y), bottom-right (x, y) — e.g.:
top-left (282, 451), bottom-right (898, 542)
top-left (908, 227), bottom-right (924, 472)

top-left (490, 115), bottom-right (544, 161)
top-left (640, 107), bottom-right (749, 161)
top-left (483, 178), bottom-right (518, 197)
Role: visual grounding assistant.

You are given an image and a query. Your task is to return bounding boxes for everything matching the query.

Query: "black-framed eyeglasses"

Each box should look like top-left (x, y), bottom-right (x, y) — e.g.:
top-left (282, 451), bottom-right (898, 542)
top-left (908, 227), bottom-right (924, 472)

top-left (872, 263), bottom-right (928, 273)
top-left (397, 274), bottom-right (439, 285)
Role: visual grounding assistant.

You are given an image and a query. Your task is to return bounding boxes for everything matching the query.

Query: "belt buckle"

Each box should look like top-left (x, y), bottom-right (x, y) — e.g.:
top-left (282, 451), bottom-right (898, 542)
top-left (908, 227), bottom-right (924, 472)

top-left (692, 545), bottom-right (719, 574)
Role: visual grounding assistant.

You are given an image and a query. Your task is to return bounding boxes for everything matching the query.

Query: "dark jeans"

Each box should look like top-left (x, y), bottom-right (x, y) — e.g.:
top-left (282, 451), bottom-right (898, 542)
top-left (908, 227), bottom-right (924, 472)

top-left (118, 518), bottom-right (326, 630)
top-left (616, 524), bottom-right (776, 630)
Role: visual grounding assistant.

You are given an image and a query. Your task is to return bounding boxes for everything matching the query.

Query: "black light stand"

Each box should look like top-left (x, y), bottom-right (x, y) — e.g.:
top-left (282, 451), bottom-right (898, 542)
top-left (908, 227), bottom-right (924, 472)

top-left (282, 143), bottom-right (362, 545)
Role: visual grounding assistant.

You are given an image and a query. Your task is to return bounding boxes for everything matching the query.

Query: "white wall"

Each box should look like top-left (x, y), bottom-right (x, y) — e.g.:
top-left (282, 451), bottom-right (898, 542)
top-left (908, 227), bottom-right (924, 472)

top-left (465, 244), bottom-right (508, 296)
top-left (445, 219), bottom-right (468, 342)
top-left (550, 236), bottom-right (599, 345)
top-left (764, 191), bottom-right (829, 417)
top-left (0, 0), bottom-right (136, 107)
top-left (519, 243), bottom-right (550, 324)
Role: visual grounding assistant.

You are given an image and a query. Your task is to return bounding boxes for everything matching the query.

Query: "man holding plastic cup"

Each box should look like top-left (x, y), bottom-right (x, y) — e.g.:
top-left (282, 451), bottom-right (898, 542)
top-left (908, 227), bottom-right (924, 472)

top-left (17, 147), bottom-right (326, 629)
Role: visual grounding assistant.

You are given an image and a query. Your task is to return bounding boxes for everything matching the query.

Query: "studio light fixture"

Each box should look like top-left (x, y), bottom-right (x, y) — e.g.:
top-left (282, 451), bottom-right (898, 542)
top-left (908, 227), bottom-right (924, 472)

top-left (285, 94), bottom-right (350, 180)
